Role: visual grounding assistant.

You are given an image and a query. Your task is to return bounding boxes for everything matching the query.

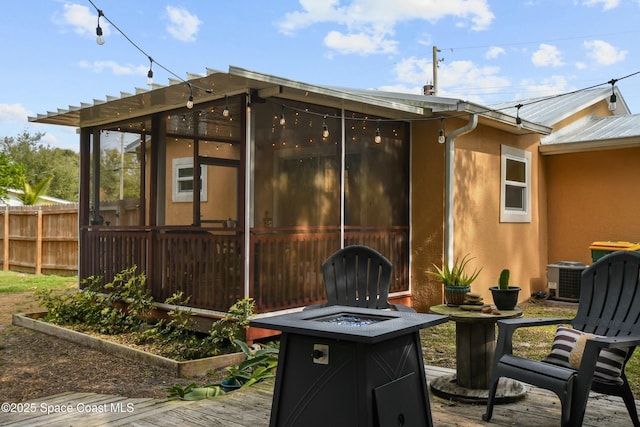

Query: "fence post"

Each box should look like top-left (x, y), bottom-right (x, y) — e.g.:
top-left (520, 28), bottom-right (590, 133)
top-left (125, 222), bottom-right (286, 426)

top-left (35, 208), bottom-right (42, 275)
top-left (2, 208), bottom-right (7, 271)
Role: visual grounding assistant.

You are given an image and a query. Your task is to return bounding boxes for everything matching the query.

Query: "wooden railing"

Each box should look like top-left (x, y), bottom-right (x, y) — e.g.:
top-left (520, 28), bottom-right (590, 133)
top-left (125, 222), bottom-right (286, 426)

top-left (152, 229), bottom-right (243, 310)
top-left (80, 225), bottom-right (409, 313)
top-left (250, 227), bottom-right (340, 311)
top-left (250, 226), bottom-right (409, 312)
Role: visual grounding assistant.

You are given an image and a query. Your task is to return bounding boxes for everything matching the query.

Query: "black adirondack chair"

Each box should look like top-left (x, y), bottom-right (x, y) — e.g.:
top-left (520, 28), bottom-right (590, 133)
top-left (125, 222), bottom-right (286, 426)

top-left (483, 250), bottom-right (640, 427)
top-left (304, 245), bottom-right (414, 312)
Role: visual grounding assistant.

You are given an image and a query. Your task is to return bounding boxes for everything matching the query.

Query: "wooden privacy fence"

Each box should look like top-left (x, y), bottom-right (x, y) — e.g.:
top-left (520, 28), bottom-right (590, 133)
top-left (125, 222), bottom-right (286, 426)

top-left (0, 204), bottom-right (78, 276)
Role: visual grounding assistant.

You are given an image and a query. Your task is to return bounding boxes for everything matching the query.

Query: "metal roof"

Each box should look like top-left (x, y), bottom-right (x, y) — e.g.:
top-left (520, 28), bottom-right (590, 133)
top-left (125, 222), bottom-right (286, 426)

top-left (539, 114), bottom-right (640, 154)
top-left (29, 65), bottom-right (539, 133)
top-left (28, 65), bottom-right (640, 154)
top-left (29, 66), bottom-right (429, 129)
top-left (488, 86), bottom-right (630, 127)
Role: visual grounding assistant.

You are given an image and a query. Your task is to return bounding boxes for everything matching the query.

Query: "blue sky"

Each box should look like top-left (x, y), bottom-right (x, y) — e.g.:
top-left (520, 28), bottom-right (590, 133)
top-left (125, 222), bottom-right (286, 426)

top-left (1, 0), bottom-right (639, 151)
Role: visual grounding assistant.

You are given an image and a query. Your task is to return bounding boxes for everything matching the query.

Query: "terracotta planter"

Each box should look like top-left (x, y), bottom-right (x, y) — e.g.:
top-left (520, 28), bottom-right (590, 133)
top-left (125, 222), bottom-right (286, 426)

top-left (444, 285), bottom-right (470, 306)
top-left (489, 286), bottom-right (521, 310)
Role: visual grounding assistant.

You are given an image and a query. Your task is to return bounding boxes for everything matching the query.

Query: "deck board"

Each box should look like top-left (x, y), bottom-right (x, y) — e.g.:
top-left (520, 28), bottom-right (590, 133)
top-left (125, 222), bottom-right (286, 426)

top-left (1, 366), bottom-right (637, 426)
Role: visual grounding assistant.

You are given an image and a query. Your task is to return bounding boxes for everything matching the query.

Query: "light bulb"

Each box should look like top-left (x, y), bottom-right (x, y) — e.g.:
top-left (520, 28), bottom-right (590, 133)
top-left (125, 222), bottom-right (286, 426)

top-left (186, 95), bottom-right (194, 109)
top-left (223, 106), bottom-right (230, 117)
top-left (609, 94), bottom-right (617, 111)
top-left (516, 117), bottom-right (523, 129)
top-left (438, 129), bottom-right (445, 144)
top-left (322, 115), bottom-right (329, 138)
top-left (279, 113), bottom-right (286, 126)
top-left (96, 26), bottom-right (105, 45)
top-left (374, 128), bottom-right (382, 144)
top-left (322, 124), bottom-right (329, 138)
top-left (147, 69), bottom-right (153, 85)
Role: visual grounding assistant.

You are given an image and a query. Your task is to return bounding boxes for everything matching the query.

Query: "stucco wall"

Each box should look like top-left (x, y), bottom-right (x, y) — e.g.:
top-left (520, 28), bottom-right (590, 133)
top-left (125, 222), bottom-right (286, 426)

top-left (411, 117), bottom-right (548, 311)
top-left (545, 146), bottom-right (640, 265)
top-left (410, 120), bottom-right (445, 312)
top-left (454, 126), bottom-right (547, 305)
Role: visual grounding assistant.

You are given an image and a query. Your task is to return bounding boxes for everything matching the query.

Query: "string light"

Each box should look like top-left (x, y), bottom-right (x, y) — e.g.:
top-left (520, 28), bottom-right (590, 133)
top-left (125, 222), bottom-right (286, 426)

top-left (146, 57), bottom-right (153, 85)
top-left (223, 95), bottom-right (230, 117)
top-left (438, 118), bottom-right (445, 144)
top-left (279, 106), bottom-right (286, 126)
top-left (85, 0), bottom-right (640, 139)
top-left (608, 79), bottom-right (618, 111)
top-left (186, 84), bottom-right (194, 109)
top-left (374, 120), bottom-right (382, 143)
top-left (96, 9), bottom-right (105, 45)
top-left (322, 115), bottom-right (329, 138)
top-left (88, 1), bottom-right (213, 101)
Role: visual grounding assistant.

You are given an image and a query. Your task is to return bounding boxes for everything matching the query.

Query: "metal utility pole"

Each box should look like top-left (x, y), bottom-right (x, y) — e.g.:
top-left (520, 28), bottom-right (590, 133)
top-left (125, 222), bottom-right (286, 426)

top-left (432, 46), bottom-right (441, 96)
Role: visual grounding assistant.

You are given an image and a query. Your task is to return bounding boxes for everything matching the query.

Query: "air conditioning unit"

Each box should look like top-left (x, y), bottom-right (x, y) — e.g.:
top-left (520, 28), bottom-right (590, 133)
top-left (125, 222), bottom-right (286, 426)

top-left (546, 261), bottom-right (588, 302)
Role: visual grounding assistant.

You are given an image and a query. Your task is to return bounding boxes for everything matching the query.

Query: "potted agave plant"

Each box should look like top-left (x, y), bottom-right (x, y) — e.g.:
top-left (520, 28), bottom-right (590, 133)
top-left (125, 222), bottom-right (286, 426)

top-left (429, 254), bottom-right (482, 306)
top-left (489, 269), bottom-right (521, 310)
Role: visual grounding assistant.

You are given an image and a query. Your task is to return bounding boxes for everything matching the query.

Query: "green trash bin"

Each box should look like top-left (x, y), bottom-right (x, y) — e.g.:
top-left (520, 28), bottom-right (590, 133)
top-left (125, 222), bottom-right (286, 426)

top-left (589, 241), bottom-right (640, 263)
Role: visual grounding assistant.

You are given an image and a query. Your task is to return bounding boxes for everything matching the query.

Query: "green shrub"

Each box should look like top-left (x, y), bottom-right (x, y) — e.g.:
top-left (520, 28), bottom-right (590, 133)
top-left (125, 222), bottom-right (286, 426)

top-left (36, 267), bottom-right (256, 361)
top-left (36, 266), bottom-right (152, 334)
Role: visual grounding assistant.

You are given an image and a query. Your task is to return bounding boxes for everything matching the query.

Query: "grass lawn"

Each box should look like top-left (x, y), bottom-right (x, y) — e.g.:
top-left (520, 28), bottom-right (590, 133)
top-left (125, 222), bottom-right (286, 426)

top-left (0, 271), bottom-right (77, 326)
top-left (421, 298), bottom-right (640, 398)
top-left (0, 271), bottom-right (77, 294)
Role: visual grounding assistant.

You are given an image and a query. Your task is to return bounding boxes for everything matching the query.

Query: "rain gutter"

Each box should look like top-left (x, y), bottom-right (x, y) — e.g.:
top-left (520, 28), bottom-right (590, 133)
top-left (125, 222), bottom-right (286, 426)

top-left (444, 113), bottom-right (478, 268)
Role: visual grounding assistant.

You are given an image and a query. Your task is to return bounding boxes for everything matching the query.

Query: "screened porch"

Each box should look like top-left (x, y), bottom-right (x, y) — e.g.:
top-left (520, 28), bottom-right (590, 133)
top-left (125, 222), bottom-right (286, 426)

top-left (64, 70), bottom-right (415, 314)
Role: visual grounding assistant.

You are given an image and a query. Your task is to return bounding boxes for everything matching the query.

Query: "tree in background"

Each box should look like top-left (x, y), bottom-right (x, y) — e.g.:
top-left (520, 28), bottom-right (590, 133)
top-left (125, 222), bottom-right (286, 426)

top-left (0, 152), bottom-right (25, 200)
top-left (1, 131), bottom-right (79, 201)
top-left (99, 147), bottom-right (140, 201)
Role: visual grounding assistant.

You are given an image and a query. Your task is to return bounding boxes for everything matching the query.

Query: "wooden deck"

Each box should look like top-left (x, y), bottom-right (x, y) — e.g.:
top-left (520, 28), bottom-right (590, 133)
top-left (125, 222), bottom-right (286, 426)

top-left (1, 366), bottom-right (636, 426)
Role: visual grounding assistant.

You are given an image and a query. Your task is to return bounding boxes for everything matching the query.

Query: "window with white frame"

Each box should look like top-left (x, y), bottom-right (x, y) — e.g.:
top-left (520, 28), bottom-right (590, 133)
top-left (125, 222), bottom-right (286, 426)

top-left (500, 145), bottom-right (531, 223)
top-left (172, 157), bottom-right (207, 202)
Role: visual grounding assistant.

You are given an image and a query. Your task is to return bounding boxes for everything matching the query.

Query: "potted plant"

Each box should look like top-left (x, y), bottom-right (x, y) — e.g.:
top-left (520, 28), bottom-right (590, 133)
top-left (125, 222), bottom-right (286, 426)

top-left (429, 254), bottom-right (482, 306)
top-left (489, 269), bottom-right (521, 310)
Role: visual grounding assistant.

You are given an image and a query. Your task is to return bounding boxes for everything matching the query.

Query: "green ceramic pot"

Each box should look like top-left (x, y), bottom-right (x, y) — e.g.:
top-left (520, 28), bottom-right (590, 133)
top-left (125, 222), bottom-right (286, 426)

top-left (444, 285), bottom-right (470, 306)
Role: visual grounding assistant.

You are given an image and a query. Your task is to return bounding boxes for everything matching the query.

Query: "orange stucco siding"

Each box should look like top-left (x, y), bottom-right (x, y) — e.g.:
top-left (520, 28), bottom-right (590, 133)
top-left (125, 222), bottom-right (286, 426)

top-left (454, 126), bottom-right (547, 305)
top-left (546, 147), bottom-right (640, 265)
top-left (410, 120), bottom-right (446, 312)
top-left (411, 118), bottom-right (548, 311)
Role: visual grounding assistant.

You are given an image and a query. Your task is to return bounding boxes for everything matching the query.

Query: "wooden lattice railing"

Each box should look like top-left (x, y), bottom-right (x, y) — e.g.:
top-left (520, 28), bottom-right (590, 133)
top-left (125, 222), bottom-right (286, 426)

top-left (80, 226), bottom-right (408, 313)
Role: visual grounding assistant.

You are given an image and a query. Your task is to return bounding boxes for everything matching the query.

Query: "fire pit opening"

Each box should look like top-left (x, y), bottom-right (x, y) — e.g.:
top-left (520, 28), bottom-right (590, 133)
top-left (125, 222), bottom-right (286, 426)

top-left (310, 312), bottom-right (392, 326)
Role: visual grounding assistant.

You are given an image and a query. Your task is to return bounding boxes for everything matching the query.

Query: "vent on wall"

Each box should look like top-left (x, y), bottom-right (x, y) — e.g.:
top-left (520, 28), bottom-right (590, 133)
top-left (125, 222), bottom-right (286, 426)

top-left (547, 261), bottom-right (588, 302)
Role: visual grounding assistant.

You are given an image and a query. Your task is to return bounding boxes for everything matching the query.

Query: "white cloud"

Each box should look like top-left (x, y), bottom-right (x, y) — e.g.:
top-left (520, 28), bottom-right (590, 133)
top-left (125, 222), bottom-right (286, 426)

top-left (324, 28), bottom-right (398, 55)
top-left (517, 75), bottom-right (573, 99)
top-left (166, 6), bottom-right (201, 42)
top-left (486, 46), bottom-right (505, 59)
top-left (39, 132), bottom-right (59, 147)
top-left (0, 104), bottom-right (30, 124)
top-left (79, 60), bottom-right (147, 76)
top-left (54, 2), bottom-right (110, 39)
top-left (531, 44), bottom-right (564, 67)
top-left (583, 40), bottom-right (627, 65)
top-left (387, 56), bottom-right (510, 103)
top-left (581, 0), bottom-right (620, 11)
top-left (392, 56), bottom-right (432, 85)
top-left (278, 0), bottom-right (494, 55)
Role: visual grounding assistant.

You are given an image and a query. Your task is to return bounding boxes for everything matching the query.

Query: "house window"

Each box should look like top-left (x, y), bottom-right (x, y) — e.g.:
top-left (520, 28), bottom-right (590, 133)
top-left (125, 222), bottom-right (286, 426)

top-left (172, 157), bottom-right (207, 202)
top-left (500, 145), bottom-right (531, 223)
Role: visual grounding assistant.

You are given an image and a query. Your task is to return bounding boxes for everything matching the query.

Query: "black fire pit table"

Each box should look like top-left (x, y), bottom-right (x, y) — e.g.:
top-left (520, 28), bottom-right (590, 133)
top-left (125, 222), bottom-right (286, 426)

top-left (250, 305), bottom-right (448, 427)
